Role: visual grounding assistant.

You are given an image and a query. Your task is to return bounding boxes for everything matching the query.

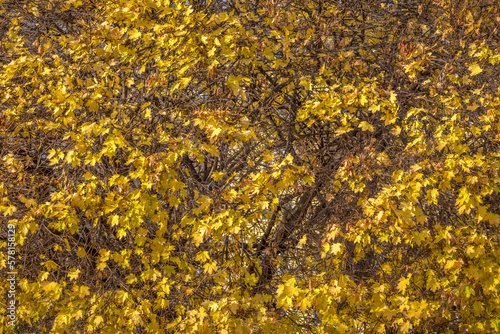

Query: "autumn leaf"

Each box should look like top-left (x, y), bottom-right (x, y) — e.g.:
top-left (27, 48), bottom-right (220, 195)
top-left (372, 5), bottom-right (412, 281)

top-left (359, 121), bottom-right (375, 132)
top-left (3, 0), bottom-right (500, 332)
top-left (468, 63), bottom-right (483, 76)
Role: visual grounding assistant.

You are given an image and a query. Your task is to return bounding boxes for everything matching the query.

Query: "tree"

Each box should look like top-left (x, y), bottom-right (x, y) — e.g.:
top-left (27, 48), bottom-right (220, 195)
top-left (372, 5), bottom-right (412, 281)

top-left (1, 0), bottom-right (500, 332)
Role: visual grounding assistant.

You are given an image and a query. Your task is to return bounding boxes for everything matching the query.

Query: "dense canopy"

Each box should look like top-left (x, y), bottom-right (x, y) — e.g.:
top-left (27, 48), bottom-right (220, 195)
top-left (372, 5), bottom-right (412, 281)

top-left (1, 0), bottom-right (500, 332)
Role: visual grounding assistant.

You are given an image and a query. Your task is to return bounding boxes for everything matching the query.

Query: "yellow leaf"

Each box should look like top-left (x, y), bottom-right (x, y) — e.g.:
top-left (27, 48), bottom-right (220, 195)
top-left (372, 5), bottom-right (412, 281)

top-left (203, 261), bottom-right (217, 274)
top-left (359, 121), bottom-right (375, 132)
top-left (41, 281), bottom-right (58, 292)
top-left (469, 63), bottom-right (483, 76)
top-left (109, 215), bottom-right (120, 226)
top-left (397, 275), bottom-right (411, 293)
top-left (196, 251), bottom-right (210, 262)
top-left (169, 196), bottom-right (181, 208)
top-left (126, 274), bottom-right (138, 284)
top-left (331, 243), bottom-right (342, 254)
top-left (298, 235), bottom-right (307, 247)
top-left (211, 171), bottom-right (224, 181)
top-left (129, 29), bottom-right (142, 40)
top-left (117, 229), bottom-right (127, 240)
top-left (303, 175), bottom-right (315, 185)
top-left (473, 301), bottom-right (484, 315)
top-left (130, 310), bottom-right (143, 325)
top-left (390, 125), bottom-right (401, 135)
top-left (426, 188), bottom-right (439, 204)
top-left (392, 170), bottom-right (404, 182)
top-left (179, 76), bottom-right (192, 89)
top-left (93, 315), bottom-right (104, 326)
top-left (3, 205), bottom-right (17, 216)
top-left (77, 247), bottom-right (87, 258)
top-left (199, 225), bottom-right (211, 240)
top-left (116, 290), bottom-right (129, 304)
top-left (227, 75), bottom-right (241, 96)
top-left (44, 260), bottom-right (59, 271)
top-left (299, 297), bottom-right (312, 312)
top-left (359, 94), bottom-right (368, 106)
top-left (68, 268), bottom-right (80, 281)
